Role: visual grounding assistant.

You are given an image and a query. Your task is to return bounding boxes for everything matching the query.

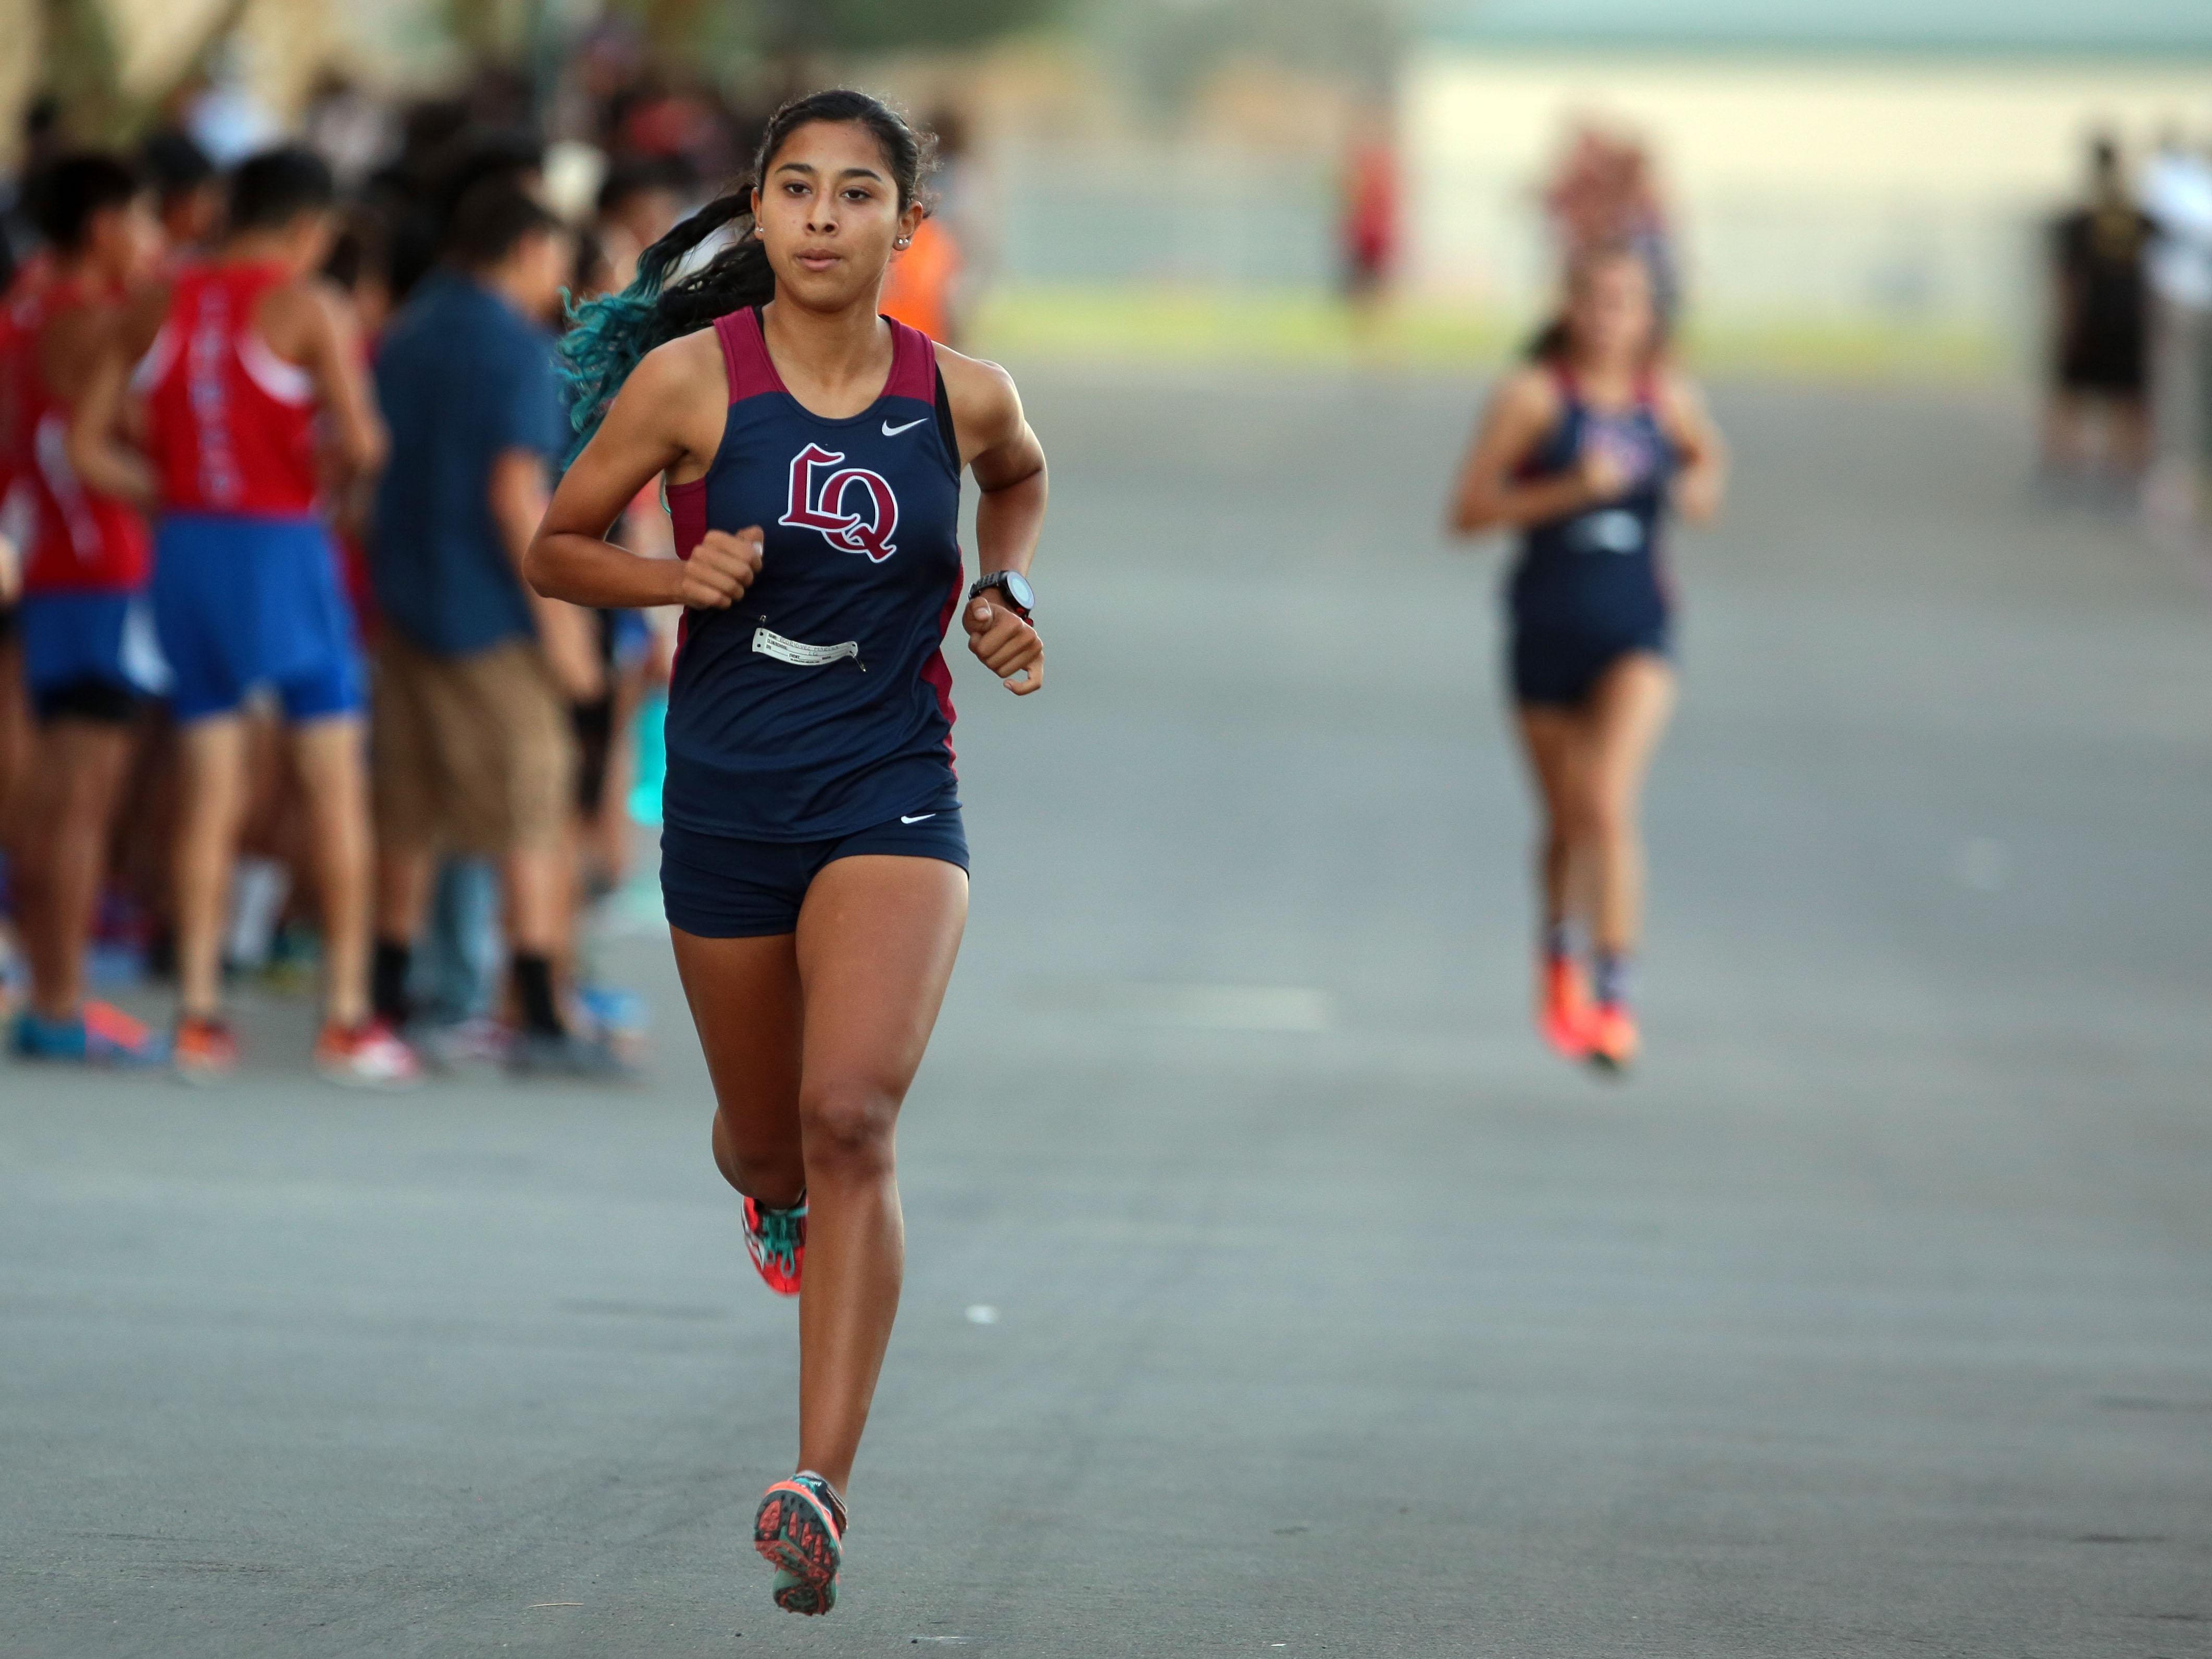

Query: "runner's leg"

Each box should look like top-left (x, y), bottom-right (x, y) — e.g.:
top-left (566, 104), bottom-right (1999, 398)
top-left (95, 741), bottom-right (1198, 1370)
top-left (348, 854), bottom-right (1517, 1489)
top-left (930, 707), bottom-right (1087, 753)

top-left (290, 715), bottom-right (373, 1029)
top-left (1583, 653), bottom-right (1676, 958)
top-left (174, 716), bottom-right (248, 1020)
top-left (18, 720), bottom-right (134, 1019)
top-left (672, 927), bottom-right (807, 1208)
top-left (1517, 704), bottom-right (1593, 940)
top-left (791, 854), bottom-right (967, 1492)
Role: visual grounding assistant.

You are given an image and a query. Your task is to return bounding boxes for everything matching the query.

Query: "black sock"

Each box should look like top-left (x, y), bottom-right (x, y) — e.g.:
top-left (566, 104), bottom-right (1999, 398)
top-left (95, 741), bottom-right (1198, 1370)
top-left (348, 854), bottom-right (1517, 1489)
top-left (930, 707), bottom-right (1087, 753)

top-left (511, 953), bottom-right (564, 1038)
top-left (372, 939), bottom-right (413, 1026)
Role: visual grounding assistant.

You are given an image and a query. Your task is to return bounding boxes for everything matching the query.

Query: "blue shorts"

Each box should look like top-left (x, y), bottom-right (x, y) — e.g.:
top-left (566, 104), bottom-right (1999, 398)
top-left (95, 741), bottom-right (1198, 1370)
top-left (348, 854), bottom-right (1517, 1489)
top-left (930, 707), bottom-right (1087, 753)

top-left (1509, 621), bottom-right (1670, 708)
top-left (661, 807), bottom-right (970, 938)
top-left (19, 590), bottom-right (170, 720)
top-left (152, 512), bottom-right (364, 722)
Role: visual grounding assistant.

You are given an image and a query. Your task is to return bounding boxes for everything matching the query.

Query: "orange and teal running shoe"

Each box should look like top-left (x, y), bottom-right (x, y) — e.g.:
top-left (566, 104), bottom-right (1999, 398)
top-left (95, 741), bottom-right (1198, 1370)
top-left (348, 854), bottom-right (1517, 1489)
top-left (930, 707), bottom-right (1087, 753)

top-left (11, 1001), bottom-right (169, 1066)
top-left (1586, 1004), bottom-right (1639, 1074)
top-left (173, 1014), bottom-right (239, 1083)
top-left (1538, 954), bottom-right (1594, 1060)
top-left (741, 1194), bottom-right (806, 1296)
top-left (755, 1470), bottom-right (845, 1616)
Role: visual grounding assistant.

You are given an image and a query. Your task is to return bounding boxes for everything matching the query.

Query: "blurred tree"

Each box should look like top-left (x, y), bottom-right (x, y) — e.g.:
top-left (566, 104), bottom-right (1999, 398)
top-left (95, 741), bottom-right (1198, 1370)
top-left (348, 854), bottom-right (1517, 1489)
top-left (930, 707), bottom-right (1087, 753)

top-left (446, 0), bottom-right (534, 63)
top-left (36, 0), bottom-right (252, 144)
top-left (758, 0), bottom-right (1058, 55)
top-left (39, 0), bottom-right (128, 140)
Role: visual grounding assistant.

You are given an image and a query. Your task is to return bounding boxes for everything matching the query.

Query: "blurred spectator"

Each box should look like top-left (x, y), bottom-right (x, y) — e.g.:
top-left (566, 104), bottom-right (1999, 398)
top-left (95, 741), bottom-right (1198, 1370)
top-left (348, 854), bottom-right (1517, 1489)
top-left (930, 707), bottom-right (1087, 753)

top-left (1544, 123), bottom-right (1679, 330)
top-left (303, 68), bottom-right (398, 192)
top-left (881, 214), bottom-right (963, 345)
top-left (367, 181), bottom-right (624, 1077)
top-left (2141, 130), bottom-right (2212, 525)
top-left (66, 145), bottom-right (403, 1084)
top-left (2, 152), bottom-right (169, 1064)
top-left (2044, 135), bottom-right (2153, 486)
top-left (179, 45), bottom-right (281, 166)
top-left (593, 155), bottom-right (688, 292)
top-left (1339, 115), bottom-right (1398, 314)
top-left (137, 130), bottom-right (223, 255)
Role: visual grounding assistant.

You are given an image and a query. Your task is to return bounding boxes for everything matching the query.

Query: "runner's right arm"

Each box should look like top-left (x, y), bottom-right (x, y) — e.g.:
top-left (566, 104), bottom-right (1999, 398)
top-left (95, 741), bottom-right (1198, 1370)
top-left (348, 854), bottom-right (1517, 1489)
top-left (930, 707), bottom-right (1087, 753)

top-left (527, 333), bottom-right (761, 612)
top-left (1448, 366), bottom-right (1617, 535)
top-left (64, 303), bottom-right (160, 509)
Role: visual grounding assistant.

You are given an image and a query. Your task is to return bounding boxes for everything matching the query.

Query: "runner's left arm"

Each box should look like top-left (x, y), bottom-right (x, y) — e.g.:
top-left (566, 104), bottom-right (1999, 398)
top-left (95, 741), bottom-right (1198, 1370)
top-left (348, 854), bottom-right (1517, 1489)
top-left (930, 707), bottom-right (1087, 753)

top-left (940, 345), bottom-right (1046, 696)
top-left (1658, 371), bottom-right (1728, 525)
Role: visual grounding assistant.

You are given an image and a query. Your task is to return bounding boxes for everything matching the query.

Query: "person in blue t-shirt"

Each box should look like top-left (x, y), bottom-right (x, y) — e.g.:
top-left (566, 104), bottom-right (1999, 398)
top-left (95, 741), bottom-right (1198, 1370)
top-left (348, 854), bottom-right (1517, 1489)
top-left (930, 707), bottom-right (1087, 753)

top-left (367, 180), bottom-right (618, 1075)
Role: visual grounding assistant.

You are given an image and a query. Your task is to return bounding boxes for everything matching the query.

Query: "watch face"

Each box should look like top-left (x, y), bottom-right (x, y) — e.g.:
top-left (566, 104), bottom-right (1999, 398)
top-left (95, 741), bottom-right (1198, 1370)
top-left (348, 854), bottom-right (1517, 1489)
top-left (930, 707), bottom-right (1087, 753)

top-left (1001, 571), bottom-right (1035, 612)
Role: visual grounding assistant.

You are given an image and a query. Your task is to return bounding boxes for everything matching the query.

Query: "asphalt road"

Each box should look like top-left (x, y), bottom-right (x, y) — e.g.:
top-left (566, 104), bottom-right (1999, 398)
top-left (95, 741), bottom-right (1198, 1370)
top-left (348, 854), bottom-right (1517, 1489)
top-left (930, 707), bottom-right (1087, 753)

top-left (4, 368), bottom-right (2210, 1658)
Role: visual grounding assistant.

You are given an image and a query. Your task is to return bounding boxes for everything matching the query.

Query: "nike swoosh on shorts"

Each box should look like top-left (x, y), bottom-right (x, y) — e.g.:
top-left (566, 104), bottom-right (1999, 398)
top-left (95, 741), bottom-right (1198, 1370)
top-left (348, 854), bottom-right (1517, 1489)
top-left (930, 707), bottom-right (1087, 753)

top-left (901, 813), bottom-right (936, 824)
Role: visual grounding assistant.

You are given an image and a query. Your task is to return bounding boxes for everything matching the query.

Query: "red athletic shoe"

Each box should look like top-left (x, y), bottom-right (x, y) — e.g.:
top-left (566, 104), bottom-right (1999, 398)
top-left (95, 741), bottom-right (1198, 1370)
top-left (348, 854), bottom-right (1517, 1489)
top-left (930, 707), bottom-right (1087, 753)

top-left (315, 1018), bottom-right (422, 1089)
top-left (741, 1194), bottom-right (806, 1296)
top-left (755, 1470), bottom-right (845, 1616)
top-left (1538, 955), bottom-right (1595, 1059)
top-left (173, 1015), bottom-right (239, 1083)
top-left (1586, 1003), bottom-right (1639, 1074)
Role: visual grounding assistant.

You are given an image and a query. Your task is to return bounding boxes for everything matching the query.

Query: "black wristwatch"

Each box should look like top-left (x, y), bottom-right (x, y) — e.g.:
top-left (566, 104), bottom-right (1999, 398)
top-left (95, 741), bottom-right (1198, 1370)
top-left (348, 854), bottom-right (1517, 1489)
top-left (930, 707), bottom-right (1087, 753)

top-left (968, 570), bottom-right (1034, 619)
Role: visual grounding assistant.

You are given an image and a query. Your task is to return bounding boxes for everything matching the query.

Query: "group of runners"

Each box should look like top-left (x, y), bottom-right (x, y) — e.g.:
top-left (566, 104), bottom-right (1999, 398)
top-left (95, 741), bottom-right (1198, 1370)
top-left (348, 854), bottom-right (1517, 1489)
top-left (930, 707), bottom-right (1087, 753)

top-left (1, 86), bottom-right (1726, 1615)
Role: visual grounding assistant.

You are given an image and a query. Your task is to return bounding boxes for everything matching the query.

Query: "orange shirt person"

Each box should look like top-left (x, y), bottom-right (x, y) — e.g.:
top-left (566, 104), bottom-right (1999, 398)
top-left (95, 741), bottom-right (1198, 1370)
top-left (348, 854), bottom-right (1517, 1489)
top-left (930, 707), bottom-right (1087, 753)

top-left (878, 214), bottom-right (961, 345)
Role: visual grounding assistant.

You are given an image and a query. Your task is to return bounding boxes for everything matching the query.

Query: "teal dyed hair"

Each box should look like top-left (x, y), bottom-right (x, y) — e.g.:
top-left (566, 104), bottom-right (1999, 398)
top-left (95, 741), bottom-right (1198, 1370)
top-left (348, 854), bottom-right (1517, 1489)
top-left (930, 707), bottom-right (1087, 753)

top-left (557, 89), bottom-right (933, 462)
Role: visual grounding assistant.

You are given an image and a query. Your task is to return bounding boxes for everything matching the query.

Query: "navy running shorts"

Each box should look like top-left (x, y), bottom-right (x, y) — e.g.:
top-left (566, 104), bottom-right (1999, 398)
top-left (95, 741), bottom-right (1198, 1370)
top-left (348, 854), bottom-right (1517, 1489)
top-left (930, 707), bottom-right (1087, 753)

top-left (660, 806), bottom-right (970, 938)
top-left (1509, 622), bottom-right (1670, 709)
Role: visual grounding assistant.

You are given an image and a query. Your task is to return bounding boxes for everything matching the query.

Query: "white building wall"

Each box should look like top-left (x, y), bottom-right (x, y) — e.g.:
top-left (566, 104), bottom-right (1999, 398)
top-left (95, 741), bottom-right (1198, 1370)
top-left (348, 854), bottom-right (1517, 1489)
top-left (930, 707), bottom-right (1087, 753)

top-left (1406, 50), bottom-right (2212, 333)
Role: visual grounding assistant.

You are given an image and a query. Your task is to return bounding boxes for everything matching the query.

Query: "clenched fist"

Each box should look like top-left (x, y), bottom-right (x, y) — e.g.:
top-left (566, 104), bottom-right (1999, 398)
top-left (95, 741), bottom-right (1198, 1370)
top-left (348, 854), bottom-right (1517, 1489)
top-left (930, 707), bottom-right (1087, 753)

top-left (964, 595), bottom-right (1043, 695)
top-left (679, 528), bottom-right (763, 609)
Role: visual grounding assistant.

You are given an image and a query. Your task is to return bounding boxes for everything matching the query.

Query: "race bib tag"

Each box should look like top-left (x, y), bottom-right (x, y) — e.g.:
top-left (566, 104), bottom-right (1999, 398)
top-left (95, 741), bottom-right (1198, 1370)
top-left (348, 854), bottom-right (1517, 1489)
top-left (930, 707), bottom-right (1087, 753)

top-left (753, 626), bottom-right (859, 667)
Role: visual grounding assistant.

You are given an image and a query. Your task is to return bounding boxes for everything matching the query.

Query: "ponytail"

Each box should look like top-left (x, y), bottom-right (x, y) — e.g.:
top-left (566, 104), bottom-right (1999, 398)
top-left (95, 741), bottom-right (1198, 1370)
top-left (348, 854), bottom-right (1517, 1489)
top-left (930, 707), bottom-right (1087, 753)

top-left (558, 86), bottom-right (935, 460)
top-left (558, 192), bottom-right (769, 459)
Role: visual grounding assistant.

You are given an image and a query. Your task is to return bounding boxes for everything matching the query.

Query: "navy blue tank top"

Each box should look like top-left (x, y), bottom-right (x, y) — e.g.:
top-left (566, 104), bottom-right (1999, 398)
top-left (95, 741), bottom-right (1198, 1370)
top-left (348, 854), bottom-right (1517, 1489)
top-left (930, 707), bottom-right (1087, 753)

top-left (663, 308), bottom-right (964, 840)
top-left (1507, 366), bottom-right (1676, 638)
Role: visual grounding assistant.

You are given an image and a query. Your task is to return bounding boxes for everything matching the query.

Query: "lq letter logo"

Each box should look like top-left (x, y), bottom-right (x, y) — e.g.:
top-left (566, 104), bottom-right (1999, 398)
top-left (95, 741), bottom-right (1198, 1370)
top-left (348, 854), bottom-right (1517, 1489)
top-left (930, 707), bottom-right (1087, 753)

top-left (779, 443), bottom-right (899, 562)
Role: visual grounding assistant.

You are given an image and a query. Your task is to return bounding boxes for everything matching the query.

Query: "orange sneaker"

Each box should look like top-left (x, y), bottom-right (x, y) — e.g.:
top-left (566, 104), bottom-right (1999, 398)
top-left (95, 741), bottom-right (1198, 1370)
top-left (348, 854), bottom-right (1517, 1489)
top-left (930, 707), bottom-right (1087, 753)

top-left (1586, 1003), bottom-right (1639, 1074)
top-left (315, 1018), bottom-right (422, 1089)
top-left (173, 1015), bottom-right (239, 1083)
top-left (1538, 955), bottom-right (1594, 1059)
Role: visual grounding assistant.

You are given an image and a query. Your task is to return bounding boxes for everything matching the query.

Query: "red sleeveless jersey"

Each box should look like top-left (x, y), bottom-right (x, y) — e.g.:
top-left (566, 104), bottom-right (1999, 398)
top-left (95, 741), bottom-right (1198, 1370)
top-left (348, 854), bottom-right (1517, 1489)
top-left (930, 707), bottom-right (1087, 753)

top-left (1, 275), bottom-right (152, 595)
top-left (137, 263), bottom-right (321, 516)
top-left (0, 263), bottom-right (51, 523)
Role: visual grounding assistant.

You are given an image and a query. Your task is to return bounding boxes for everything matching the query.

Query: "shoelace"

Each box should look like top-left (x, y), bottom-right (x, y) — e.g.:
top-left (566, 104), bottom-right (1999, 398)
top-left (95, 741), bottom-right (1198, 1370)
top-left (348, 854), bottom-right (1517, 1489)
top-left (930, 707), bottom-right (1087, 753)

top-left (752, 1201), bottom-right (805, 1275)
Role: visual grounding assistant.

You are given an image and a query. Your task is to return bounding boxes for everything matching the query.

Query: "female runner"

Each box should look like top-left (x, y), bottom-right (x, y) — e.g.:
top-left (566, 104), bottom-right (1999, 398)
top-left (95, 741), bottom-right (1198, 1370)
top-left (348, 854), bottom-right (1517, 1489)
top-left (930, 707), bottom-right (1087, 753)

top-left (526, 91), bottom-right (1047, 1615)
top-left (1447, 243), bottom-right (1726, 1072)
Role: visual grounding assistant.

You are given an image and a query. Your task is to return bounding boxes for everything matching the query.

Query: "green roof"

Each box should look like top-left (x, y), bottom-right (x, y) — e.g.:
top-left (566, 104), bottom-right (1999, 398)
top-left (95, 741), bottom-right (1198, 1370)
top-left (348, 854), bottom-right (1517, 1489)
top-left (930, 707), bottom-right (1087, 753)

top-left (1420, 0), bottom-right (2212, 56)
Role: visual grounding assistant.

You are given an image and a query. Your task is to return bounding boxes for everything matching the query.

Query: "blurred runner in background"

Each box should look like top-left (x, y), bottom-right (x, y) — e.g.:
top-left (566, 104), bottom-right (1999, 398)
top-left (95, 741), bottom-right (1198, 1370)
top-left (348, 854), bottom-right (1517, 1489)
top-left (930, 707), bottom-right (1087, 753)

top-left (1545, 123), bottom-right (1679, 333)
top-left (1339, 113), bottom-right (1398, 329)
top-left (138, 131), bottom-right (223, 257)
top-left (1448, 242), bottom-right (1727, 1075)
top-left (2, 154), bottom-right (169, 1064)
top-left (2045, 135), bottom-right (2153, 489)
top-left (368, 180), bottom-right (628, 1078)
top-left (68, 147), bottom-right (409, 1085)
top-left (593, 156), bottom-right (689, 292)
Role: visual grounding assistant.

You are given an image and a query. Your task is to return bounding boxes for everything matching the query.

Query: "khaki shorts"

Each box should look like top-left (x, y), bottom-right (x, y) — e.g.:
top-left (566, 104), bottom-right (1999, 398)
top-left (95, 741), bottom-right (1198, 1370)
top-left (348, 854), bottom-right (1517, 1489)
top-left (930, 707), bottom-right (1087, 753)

top-left (372, 633), bottom-right (574, 856)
